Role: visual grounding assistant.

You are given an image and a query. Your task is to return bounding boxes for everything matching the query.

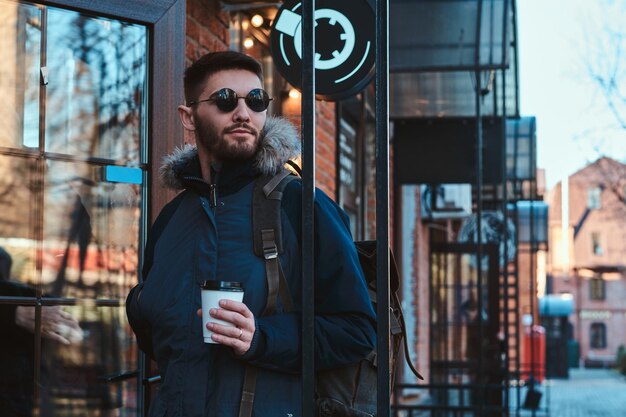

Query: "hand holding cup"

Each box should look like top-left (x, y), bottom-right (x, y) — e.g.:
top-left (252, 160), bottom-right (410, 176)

top-left (199, 281), bottom-right (255, 355)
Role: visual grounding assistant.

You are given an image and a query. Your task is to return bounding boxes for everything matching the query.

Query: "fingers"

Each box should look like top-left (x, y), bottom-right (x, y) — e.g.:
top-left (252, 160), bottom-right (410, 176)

top-left (207, 322), bottom-right (247, 341)
top-left (209, 308), bottom-right (249, 329)
top-left (206, 300), bottom-right (255, 356)
top-left (41, 324), bottom-right (71, 345)
top-left (207, 323), bottom-right (251, 356)
top-left (217, 299), bottom-right (253, 319)
top-left (39, 307), bottom-right (83, 343)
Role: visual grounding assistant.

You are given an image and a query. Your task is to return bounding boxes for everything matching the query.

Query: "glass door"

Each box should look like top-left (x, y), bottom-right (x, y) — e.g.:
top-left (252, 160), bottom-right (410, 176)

top-left (429, 242), bottom-right (504, 417)
top-left (0, 1), bottom-right (147, 415)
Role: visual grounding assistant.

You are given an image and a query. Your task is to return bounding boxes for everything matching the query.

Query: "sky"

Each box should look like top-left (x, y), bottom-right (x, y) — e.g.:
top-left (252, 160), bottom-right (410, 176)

top-left (517, 0), bottom-right (626, 189)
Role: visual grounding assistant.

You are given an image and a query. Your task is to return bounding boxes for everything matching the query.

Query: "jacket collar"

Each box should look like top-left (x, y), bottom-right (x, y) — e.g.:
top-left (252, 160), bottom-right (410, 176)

top-left (159, 116), bottom-right (300, 192)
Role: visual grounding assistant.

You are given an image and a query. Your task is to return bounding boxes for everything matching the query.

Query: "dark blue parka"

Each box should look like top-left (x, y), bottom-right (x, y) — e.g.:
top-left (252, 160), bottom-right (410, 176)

top-left (126, 117), bottom-right (376, 417)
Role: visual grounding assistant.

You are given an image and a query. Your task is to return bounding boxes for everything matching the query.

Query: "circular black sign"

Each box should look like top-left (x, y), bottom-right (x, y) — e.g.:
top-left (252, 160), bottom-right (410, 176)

top-left (270, 0), bottom-right (375, 101)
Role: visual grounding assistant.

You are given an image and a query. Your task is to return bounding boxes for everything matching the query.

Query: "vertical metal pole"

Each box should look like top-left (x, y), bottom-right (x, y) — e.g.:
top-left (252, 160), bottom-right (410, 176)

top-left (512, 0), bottom-right (521, 118)
top-left (375, 0), bottom-right (390, 416)
top-left (474, 1), bottom-right (484, 415)
top-left (529, 115), bottom-right (538, 417)
top-left (301, 1), bottom-right (316, 417)
top-left (501, 1), bottom-right (511, 414)
top-left (34, 6), bottom-right (48, 416)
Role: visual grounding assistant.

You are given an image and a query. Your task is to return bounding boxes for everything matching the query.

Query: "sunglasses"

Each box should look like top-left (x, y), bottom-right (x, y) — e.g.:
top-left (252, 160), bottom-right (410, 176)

top-left (189, 88), bottom-right (272, 113)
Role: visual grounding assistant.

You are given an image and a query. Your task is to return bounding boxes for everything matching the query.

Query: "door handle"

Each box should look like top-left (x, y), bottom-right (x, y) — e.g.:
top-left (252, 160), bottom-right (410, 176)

top-left (143, 375), bottom-right (162, 385)
top-left (99, 370), bottom-right (139, 383)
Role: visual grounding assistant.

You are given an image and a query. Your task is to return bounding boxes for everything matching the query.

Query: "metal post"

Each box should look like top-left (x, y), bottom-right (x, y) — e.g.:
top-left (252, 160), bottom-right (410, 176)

top-left (474, 1), bottom-right (485, 414)
top-left (301, 0), bottom-right (316, 416)
top-left (529, 115), bottom-right (538, 417)
top-left (375, 0), bottom-right (390, 416)
top-left (501, 1), bottom-right (511, 414)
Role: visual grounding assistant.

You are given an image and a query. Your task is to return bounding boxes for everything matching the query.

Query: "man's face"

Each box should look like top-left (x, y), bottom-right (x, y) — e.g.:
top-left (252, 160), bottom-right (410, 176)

top-left (192, 69), bottom-right (267, 161)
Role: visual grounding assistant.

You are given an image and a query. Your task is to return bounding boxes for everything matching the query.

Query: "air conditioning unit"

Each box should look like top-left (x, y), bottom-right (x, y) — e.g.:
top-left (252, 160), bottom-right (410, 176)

top-left (420, 184), bottom-right (472, 220)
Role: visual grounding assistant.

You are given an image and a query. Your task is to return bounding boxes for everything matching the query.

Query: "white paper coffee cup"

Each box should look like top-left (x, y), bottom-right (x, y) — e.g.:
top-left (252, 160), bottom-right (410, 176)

top-left (201, 281), bottom-right (244, 344)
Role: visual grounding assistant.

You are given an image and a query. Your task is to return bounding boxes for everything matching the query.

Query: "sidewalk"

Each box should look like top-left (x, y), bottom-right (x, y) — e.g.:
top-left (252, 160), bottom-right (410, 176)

top-left (516, 368), bottom-right (626, 417)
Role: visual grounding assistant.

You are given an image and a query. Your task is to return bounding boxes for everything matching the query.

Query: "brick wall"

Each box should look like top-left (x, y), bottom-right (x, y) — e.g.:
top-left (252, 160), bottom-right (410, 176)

top-left (315, 101), bottom-right (337, 198)
top-left (186, 0), bottom-right (229, 64)
top-left (365, 132), bottom-right (395, 244)
top-left (546, 157), bottom-right (626, 364)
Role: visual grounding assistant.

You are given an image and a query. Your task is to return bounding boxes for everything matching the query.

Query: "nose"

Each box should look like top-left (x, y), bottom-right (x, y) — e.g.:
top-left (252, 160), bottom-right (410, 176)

top-left (232, 98), bottom-right (251, 123)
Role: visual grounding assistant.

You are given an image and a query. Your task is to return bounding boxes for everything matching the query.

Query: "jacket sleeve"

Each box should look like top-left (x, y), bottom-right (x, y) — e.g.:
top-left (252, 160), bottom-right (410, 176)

top-left (0, 281), bottom-right (36, 334)
top-left (126, 193), bottom-right (186, 360)
top-left (240, 183), bottom-right (376, 372)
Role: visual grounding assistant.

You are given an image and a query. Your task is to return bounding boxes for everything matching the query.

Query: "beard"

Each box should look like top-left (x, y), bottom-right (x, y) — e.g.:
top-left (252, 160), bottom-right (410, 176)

top-left (195, 117), bottom-right (261, 162)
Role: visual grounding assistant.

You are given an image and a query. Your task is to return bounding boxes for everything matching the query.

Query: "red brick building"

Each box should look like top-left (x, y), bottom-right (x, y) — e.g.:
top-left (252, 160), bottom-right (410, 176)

top-left (546, 157), bottom-right (626, 366)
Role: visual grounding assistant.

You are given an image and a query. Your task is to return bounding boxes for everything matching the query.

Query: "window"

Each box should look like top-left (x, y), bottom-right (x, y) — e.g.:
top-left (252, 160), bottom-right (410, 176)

top-left (590, 322), bottom-right (607, 349)
top-left (591, 232), bottom-right (603, 255)
top-left (336, 91), bottom-right (372, 240)
top-left (589, 277), bottom-right (606, 300)
top-left (587, 186), bottom-right (602, 209)
top-left (0, 1), bottom-right (183, 416)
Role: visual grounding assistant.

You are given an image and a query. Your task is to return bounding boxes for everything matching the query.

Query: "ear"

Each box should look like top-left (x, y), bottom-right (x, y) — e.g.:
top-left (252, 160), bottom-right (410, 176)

top-left (178, 105), bottom-right (196, 131)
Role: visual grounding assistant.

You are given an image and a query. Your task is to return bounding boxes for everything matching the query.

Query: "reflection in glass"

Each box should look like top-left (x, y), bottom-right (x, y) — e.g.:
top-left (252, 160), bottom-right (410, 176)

top-left (0, 273), bottom-right (37, 417)
top-left (45, 7), bottom-right (147, 163)
top-left (0, 0), bottom-right (41, 149)
top-left (42, 160), bottom-right (141, 299)
top-left (1, 3), bottom-right (146, 415)
top-left (39, 305), bottom-right (138, 416)
top-left (0, 154), bottom-right (38, 286)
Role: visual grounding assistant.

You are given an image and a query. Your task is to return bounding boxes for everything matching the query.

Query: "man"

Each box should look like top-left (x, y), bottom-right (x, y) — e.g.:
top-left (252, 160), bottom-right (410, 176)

top-left (0, 247), bottom-right (82, 416)
top-left (126, 51), bottom-right (376, 417)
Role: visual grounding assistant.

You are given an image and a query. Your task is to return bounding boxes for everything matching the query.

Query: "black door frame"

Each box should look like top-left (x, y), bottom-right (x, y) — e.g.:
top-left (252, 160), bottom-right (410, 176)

top-left (34, 1), bottom-right (185, 415)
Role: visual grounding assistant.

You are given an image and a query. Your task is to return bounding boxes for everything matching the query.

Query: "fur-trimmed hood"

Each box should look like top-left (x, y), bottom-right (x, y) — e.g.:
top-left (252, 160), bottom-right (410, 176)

top-left (159, 116), bottom-right (300, 190)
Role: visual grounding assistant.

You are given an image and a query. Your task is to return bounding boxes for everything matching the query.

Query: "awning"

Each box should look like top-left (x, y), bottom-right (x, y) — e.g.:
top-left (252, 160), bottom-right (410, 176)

top-left (539, 295), bottom-right (574, 317)
top-left (389, 0), bottom-right (518, 118)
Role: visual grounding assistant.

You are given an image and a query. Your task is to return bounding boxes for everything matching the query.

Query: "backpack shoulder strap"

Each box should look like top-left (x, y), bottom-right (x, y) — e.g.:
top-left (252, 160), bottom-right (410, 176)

top-left (252, 169), bottom-right (297, 316)
top-left (239, 170), bottom-right (297, 417)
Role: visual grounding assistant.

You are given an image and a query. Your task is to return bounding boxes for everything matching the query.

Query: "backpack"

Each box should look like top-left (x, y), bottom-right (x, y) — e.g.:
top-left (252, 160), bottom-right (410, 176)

top-left (238, 169), bottom-right (423, 417)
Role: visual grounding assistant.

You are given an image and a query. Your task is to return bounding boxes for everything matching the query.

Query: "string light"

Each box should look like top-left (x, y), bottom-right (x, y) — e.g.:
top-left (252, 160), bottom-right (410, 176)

top-left (251, 14), bottom-right (264, 28)
top-left (243, 37), bottom-right (254, 49)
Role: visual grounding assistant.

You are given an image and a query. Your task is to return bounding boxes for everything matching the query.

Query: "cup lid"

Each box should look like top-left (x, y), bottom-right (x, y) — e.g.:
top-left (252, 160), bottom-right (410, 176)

top-left (201, 280), bottom-right (243, 291)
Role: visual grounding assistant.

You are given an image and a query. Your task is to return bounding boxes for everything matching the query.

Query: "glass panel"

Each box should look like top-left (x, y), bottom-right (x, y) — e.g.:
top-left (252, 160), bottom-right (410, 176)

top-left (339, 119), bottom-right (357, 197)
top-left (38, 305), bottom-right (138, 416)
top-left (430, 249), bottom-right (497, 411)
top-left (0, 0), bottom-right (42, 149)
top-left (506, 117), bottom-right (536, 181)
top-left (42, 160), bottom-right (141, 299)
top-left (44, 7), bottom-right (147, 162)
top-left (0, 154), bottom-right (38, 286)
top-left (390, 70), bottom-right (517, 118)
top-left (390, 0), bottom-right (509, 71)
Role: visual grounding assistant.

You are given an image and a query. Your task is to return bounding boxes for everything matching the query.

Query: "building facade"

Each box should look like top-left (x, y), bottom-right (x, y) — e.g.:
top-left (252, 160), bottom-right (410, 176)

top-left (0, 0), bottom-right (536, 416)
top-left (546, 157), bottom-right (626, 367)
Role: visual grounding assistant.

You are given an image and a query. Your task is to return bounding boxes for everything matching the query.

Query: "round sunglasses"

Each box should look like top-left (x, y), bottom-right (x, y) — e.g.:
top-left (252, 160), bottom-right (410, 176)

top-left (188, 88), bottom-right (272, 112)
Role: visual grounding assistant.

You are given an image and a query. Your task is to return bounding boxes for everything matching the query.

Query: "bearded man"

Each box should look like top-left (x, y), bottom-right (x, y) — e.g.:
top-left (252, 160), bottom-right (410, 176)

top-left (126, 51), bottom-right (375, 417)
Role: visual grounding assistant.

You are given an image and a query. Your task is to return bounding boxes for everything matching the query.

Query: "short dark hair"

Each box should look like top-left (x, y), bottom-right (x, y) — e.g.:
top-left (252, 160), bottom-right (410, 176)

top-left (184, 51), bottom-right (264, 104)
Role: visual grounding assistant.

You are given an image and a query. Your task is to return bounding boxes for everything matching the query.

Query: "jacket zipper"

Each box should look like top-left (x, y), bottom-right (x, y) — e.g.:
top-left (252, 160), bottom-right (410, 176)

top-left (209, 184), bottom-right (217, 208)
top-left (182, 175), bottom-right (218, 209)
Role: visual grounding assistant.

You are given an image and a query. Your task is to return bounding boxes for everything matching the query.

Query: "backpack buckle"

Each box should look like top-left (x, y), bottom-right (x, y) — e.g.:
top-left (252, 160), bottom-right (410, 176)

top-left (263, 247), bottom-right (278, 260)
top-left (261, 229), bottom-right (278, 260)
